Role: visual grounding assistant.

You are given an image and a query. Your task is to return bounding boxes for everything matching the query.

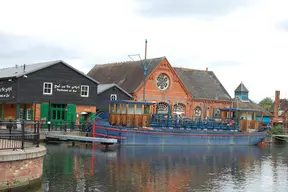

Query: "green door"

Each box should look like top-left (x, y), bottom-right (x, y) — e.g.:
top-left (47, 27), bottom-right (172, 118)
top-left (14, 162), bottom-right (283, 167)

top-left (51, 104), bottom-right (66, 127)
top-left (66, 104), bottom-right (76, 123)
top-left (40, 103), bottom-right (49, 128)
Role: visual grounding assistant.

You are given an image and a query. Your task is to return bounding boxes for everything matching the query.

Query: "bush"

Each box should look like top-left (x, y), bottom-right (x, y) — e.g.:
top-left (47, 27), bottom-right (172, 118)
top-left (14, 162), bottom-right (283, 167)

top-left (4, 116), bottom-right (15, 120)
top-left (268, 124), bottom-right (284, 135)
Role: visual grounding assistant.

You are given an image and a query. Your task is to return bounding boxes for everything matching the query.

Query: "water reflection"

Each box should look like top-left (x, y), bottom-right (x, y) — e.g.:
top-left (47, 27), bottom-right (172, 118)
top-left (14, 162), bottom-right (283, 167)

top-left (40, 144), bottom-right (288, 192)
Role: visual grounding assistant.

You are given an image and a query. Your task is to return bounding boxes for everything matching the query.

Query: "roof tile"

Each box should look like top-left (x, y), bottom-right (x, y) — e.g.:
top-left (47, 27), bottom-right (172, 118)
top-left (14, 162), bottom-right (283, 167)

top-left (173, 67), bottom-right (231, 100)
top-left (87, 57), bottom-right (165, 93)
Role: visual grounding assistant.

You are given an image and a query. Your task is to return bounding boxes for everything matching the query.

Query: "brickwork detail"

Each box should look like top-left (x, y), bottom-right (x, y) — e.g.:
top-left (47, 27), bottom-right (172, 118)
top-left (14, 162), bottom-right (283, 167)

top-left (0, 156), bottom-right (44, 190)
top-left (134, 58), bottom-right (231, 117)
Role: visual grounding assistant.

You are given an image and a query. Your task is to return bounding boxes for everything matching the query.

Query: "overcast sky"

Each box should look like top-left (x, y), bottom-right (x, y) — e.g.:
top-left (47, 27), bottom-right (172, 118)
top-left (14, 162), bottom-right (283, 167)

top-left (0, 0), bottom-right (288, 102)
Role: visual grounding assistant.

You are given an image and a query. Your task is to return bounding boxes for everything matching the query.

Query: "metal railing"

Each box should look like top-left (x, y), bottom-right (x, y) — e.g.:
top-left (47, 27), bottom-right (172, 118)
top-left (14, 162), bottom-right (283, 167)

top-left (42, 122), bottom-right (90, 132)
top-left (0, 120), bottom-right (40, 150)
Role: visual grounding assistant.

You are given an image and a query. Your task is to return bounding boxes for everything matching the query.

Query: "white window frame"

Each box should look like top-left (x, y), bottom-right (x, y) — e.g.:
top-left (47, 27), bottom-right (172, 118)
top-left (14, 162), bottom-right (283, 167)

top-left (81, 85), bottom-right (89, 97)
top-left (26, 108), bottom-right (32, 120)
top-left (110, 94), bottom-right (117, 101)
top-left (43, 82), bottom-right (53, 95)
top-left (19, 108), bottom-right (24, 120)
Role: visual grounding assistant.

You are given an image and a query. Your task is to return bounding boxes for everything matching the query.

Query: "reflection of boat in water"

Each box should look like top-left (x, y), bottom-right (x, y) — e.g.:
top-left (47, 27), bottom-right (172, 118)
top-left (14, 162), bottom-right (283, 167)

top-left (110, 145), bottom-right (262, 161)
top-left (104, 146), bottom-right (262, 192)
top-left (88, 100), bottom-right (266, 146)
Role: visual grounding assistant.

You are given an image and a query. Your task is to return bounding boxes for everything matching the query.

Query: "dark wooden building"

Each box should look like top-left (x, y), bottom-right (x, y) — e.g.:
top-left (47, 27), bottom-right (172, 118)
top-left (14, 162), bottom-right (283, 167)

top-left (0, 60), bottom-right (99, 125)
top-left (96, 83), bottom-right (133, 112)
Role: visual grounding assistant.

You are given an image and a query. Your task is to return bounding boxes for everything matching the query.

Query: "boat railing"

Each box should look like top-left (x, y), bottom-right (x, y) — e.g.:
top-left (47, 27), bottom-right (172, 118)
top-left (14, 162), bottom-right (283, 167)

top-left (150, 116), bottom-right (239, 130)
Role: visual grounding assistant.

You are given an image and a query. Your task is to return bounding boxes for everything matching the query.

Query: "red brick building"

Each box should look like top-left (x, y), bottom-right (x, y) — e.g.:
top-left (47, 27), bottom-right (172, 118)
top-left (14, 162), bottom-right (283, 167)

top-left (87, 57), bottom-right (232, 119)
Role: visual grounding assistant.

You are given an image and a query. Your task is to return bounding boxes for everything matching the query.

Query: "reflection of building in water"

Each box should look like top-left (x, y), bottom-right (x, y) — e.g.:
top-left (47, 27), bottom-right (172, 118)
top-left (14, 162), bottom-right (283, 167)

top-left (102, 149), bottom-right (260, 192)
top-left (107, 159), bottom-right (193, 192)
top-left (43, 145), bottom-right (268, 192)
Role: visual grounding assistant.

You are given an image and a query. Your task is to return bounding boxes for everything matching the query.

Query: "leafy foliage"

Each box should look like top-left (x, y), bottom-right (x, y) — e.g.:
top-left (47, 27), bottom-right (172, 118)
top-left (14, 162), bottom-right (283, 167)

top-left (267, 124), bottom-right (284, 135)
top-left (259, 97), bottom-right (273, 111)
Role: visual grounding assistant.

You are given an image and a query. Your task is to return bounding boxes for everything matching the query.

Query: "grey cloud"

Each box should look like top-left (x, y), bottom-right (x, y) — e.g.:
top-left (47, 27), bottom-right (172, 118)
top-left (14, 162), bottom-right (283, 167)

top-left (275, 20), bottom-right (288, 32)
top-left (0, 32), bottom-right (80, 67)
top-left (135, 0), bottom-right (253, 18)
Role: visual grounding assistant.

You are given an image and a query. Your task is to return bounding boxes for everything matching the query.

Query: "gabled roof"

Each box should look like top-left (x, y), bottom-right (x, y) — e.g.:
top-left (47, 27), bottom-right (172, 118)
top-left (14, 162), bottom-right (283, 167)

top-left (97, 83), bottom-right (133, 98)
top-left (233, 97), bottom-right (272, 116)
top-left (235, 82), bottom-right (249, 92)
top-left (87, 57), bottom-right (165, 93)
top-left (173, 67), bottom-right (231, 101)
top-left (0, 60), bottom-right (99, 84)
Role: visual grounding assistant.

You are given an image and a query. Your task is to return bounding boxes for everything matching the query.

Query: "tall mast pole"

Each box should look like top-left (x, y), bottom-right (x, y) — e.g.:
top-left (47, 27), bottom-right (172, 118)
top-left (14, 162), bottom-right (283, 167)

top-left (128, 39), bottom-right (153, 102)
top-left (143, 39), bottom-right (147, 101)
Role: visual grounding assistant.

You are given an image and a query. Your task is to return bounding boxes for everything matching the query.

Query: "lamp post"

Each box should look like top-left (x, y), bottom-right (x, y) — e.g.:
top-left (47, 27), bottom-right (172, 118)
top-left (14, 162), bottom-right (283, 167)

top-left (128, 39), bottom-right (153, 101)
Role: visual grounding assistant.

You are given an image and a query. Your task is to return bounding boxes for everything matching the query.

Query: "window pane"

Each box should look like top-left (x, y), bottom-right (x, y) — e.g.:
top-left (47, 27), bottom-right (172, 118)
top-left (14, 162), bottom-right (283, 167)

top-left (81, 86), bottom-right (89, 96)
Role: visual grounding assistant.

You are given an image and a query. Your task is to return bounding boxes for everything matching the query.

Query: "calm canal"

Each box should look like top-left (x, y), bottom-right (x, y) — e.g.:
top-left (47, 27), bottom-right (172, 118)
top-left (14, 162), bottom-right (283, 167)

top-left (14, 144), bottom-right (288, 192)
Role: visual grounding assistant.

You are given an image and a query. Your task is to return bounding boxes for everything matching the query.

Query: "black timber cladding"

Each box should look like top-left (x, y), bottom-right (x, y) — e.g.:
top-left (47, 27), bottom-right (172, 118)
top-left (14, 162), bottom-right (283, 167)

top-left (0, 80), bottom-right (16, 101)
top-left (96, 84), bottom-right (133, 111)
top-left (0, 61), bottom-right (99, 105)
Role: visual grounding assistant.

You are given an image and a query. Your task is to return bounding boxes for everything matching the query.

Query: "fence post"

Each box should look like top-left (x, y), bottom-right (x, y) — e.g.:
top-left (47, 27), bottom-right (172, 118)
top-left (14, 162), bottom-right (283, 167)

top-left (33, 120), bottom-right (36, 144)
top-left (36, 121), bottom-right (40, 147)
top-left (9, 124), bottom-right (12, 140)
top-left (48, 121), bottom-right (50, 131)
top-left (92, 120), bottom-right (96, 138)
top-left (64, 122), bottom-right (67, 132)
top-left (21, 120), bottom-right (25, 150)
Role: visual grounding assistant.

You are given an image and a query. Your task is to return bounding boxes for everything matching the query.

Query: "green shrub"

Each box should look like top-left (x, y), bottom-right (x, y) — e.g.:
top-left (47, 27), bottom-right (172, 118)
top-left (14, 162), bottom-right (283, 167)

top-left (268, 124), bottom-right (284, 135)
top-left (4, 116), bottom-right (15, 120)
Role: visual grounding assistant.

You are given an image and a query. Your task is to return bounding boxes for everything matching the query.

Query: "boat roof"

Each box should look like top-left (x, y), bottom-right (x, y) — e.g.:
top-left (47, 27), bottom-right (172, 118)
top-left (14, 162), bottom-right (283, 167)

top-left (109, 100), bottom-right (156, 105)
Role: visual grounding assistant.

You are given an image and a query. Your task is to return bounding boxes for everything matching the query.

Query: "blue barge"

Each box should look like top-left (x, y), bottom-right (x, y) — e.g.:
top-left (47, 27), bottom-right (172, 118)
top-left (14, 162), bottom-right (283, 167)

top-left (92, 100), bottom-right (266, 146)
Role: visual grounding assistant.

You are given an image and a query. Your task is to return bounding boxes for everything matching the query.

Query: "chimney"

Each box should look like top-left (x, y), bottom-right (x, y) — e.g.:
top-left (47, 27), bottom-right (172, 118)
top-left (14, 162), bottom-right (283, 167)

top-left (206, 67), bottom-right (208, 72)
top-left (274, 90), bottom-right (280, 118)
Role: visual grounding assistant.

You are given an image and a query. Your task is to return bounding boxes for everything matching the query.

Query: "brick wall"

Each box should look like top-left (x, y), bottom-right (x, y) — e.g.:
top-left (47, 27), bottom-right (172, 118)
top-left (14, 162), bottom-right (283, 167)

top-left (0, 156), bottom-right (44, 190)
top-left (134, 58), bottom-right (192, 115)
top-left (0, 103), bottom-right (34, 120)
top-left (76, 105), bottom-right (97, 124)
top-left (133, 58), bottom-right (231, 117)
top-left (191, 100), bottom-right (232, 119)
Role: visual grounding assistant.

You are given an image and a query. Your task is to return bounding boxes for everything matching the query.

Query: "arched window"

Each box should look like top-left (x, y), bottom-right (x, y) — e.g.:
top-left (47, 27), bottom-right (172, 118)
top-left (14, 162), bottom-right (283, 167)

top-left (156, 102), bottom-right (169, 114)
top-left (194, 106), bottom-right (202, 117)
top-left (213, 108), bottom-right (220, 117)
top-left (173, 103), bottom-right (185, 113)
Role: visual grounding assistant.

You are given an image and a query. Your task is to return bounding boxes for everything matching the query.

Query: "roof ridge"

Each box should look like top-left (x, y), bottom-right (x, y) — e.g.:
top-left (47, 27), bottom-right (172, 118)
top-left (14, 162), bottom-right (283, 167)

top-left (92, 56), bottom-right (165, 66)
top-left (0, 60), bottom-right (62, 71)
top-left (173, 66), bottom-right (209, 72)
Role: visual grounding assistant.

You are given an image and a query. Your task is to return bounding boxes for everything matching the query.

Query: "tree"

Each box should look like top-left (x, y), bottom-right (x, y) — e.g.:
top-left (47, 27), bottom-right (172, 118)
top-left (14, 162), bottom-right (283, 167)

top-left (268, 124), bottom-right (284, 135)
top-left (259, 97), bottom-right (273, 111)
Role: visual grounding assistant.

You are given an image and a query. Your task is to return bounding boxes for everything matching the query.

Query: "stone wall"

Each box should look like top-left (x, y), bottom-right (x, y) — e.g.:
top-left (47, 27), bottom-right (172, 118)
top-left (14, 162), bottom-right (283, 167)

top-left (0, 146), bottom-right (46, 190)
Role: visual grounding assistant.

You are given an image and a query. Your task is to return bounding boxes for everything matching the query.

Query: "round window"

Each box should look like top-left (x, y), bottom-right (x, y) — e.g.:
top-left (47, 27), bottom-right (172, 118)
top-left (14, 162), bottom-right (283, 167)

top-left (156, 73), bottom-right (169, 90)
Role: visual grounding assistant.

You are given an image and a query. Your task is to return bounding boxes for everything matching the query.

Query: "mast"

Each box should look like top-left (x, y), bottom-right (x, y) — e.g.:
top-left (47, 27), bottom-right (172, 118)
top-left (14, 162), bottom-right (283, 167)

top-left (143, 39), bottom-right (147, 101)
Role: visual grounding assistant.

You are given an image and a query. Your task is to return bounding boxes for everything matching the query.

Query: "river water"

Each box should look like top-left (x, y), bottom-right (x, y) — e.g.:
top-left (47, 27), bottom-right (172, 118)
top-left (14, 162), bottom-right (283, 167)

top-left (14, 143), bottom-right (288, 192)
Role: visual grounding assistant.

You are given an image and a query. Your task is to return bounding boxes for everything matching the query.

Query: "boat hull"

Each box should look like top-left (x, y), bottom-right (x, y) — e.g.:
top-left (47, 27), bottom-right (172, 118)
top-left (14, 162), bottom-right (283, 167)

top-left (95, 126), bottom-right (266, 146)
